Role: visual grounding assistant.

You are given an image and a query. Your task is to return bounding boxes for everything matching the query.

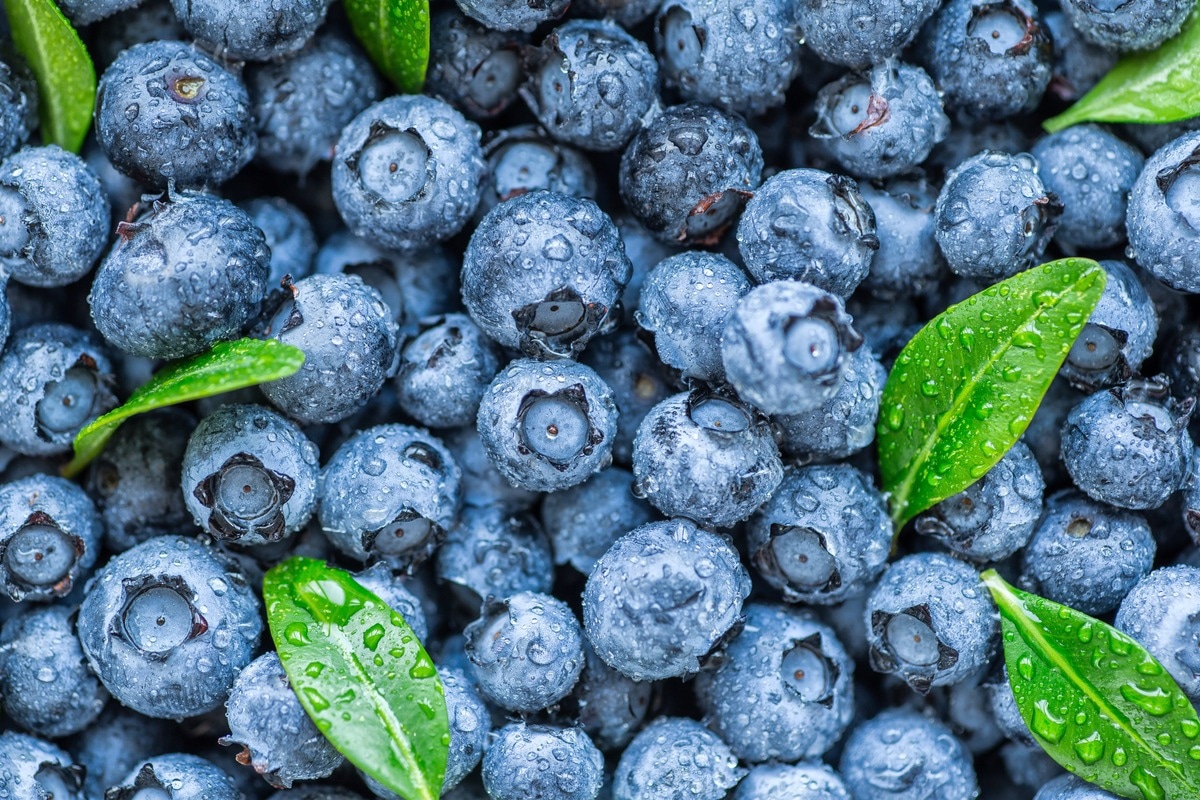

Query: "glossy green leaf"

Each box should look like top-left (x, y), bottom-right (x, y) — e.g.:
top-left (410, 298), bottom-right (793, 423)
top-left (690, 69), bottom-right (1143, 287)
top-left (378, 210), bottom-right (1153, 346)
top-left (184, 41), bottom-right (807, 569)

top-left (344, 0), bottom-right (430, 94)
top-left (878, 258), bottom-right (1106, 529)
top-left (983, 571), bottom-right (1200, 800)
top-left (2, 0), bottom-right (96, 152)
top-left (63, 338), bottom-right (304, 478)
top-left (265, 557), bottom-right (448, 800)
top-left (1045, 8), bottom-right (1200, 132)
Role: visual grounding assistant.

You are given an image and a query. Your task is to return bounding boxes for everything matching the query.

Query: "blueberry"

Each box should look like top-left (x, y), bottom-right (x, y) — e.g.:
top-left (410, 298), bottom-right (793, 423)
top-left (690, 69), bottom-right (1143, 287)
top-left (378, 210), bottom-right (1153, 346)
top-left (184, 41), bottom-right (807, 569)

top-left (935, 151), bottom-right (1060, 281)
top-left (572, 643), bottom-right (653, 751)
top-left (839, 709), bottom-right (978, 799)
top-left (723, 281), bottom-right (865, 415)
top-left (0, 145), bottom-right (110, 288)
top-left (525, 20), bottom-right (659, 152)
top-left (1035, 774), bottom-right (1123, 799)
top-left (1043, 13), bottom-right (1115, 104)
top-left (0, 604), bottom-right (108, 737)
top-left (464, 591), bottom-right (584, 713)
top-left (797, 0), bottom-right (939, 68)
top-left (927, 119), bottom-right (1033, 175)
top-left (579, 330), bottom-right (672, 466)
top-left (635, 251), bottom-right (752, 383)
top-left (332, 96), bottom-right (485, 252)
top-left (865, 552), bottom-right (998, 693)
top-left (477, 125), bottom-right (598, 220)
top-left (0, 276), bottom-right (9, 352)
top-left (1123, 117), bottom-right (1200, 155)
top-left (809, 60), bottom-right (949, 180)
top-left (86, 410), bottom-right (194, 554)
top-left (258, 273), bottom-right (400, 424)
top-left (774, 345), bottom-right (886, 461)
top-left (106, 753), bottom-right (242, 800)
top-left (482, 723), bottom-right (604, 800)
top-left (0, 323), bottom-right (117, 456)
top-left (455, 0), bottom-right (569, 33)
top-left (351, 562), bottom-right (430, 642)
top-left (1127, 130), bottom-right (1200, 293)
top-left (0, 732), bottom-right (85, 800)
top-left (583, 518), bottom-right (750, 681)
top-left (221, 652), bottom-right (344, 788)
top-left (858, 176), bottom-right (947, 299)
top-left (427, 9), bottom-right (526, 120)
top-left (620, 102), bottom-right (763, 245)
top-left (319, 424), bottom-right (461, 571)
top-left (461, 191), bottom-right (630, 358)
top-left (66, 706), bottom-right (179, 799)
top-left (747, 464), bottom-right (891, 605)
top-left (612, 717), bottom-right (745, 800)
top-left (436, 505), bottom-right (553, 613)
top-left (0, 474), bottom-right (102, 602)
top-left (395, 314), bottom-right (502, 430)
top-left (1061, 260), bottom-right (1158, 392)
top-left (89, 1), bottom-right (187, 70)
top-left (1164, 325), bottom-right (1200, 405)
top-left (247, 33), bottom-right (382, 177)
top-left (267, 789), bottom-right (369, 800)
top-left (733, 762), bottom-right (851, 800)
top-left (94, 41), bottom-right (255, 189)
top-left (1115, 566), bottom-right (1200, 703)
top-left (477, 358), bottom-right (617, 493)
top-left (1060, 0), bottom-right (1193, 51)
top-left (442, 426), bottom-right (539, 514)
top-left (655, 0), bottom-right (801, 116)
top-left (697, 603), bottom-right (855, 762)
top-left (575, 0), bottom-right (662, 26)
top-left (914, 440), bottom-right (1045, 562)
top-left (182, 404), bottom-right (319, 546)
top-left (540, 467), bottom-right (655, 575)
top-left (631, 390), bottom-right (782, 528)
top-left (238, 198), bottom-right (318, 287)
top-left (1032, 125), bottom-right (1144, 251)
top-left (76, 535), bottom-right (262, 718)
top-left (90, 189), bottom-right (270, 359)
top-left (0, 59), bottom-right (33, 161)
top-left (919, 0), bottom-right (1052, 120)
top-left (1061, 376), bottom-right (1194, 510)
top-left (171, 0), bottom-right (332, 61)
top-left (59, 0), bottom-right (152, 24)
top-left (987, 664), bottom-right (1035, 746)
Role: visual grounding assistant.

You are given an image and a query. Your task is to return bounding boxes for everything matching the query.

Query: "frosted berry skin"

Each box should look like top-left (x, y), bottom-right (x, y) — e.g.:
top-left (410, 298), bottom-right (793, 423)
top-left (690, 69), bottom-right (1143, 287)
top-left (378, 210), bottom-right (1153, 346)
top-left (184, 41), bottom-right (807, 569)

top-left (395, 314), bottom-right (502, 430)
top-left (583, 518), bottom-right (750, 681)
top-left (580, 330), bottom-right (672, 466)
top-left (258, 273), bottom-right (400, 425)
top-left (525, 20), bottom-right (659, 152)
top-left (1035, 774), bottom-right (1124, 800)
top-left (865, 552), bottom-right (998, 693)
top-left (722, 281), bottom-right (865, 416)
top-left (797, 0), bottom-right (939, 68)
top-left (461, 191), bottom-right (631, 358)
top-left (332, 95), bottom-right (486, 252)
top-left (455, 0), bottom-right (570, 32)
top-left (68, 706), bottom-right (179, 800)
top-left (1061, 0), bottom-right (1193, 52)
top-left (89, 190), bottom-right (271, 360)
top-left (573, 643), bottom-right (653, 751)
top-left (0, 145), bottom-right (110, 288)
top-left (858, 175), bottom-right (944, 301)
top-left (476, 125), bottom-right (597, 221)
top-left (1061, 376), bottom-right (1194, 511)
top-left (632, 390), bottom-right (783, 528)
top-left (839, 709), bottom-right (979, 800)
top-left (239, 197), bottom-right (318, 287)
top-left (540, 467), bottom-right (655, 575)
top-left (0, 474), bottom-right (101, 603)
top-left (696, 603), bottom-right (855, 763)
top-left (655, 0), bottom-right (801, 116)
top-left (76, 535), bottom-right (262, 719)
top-left (351, 562), bottom-right (429, 641)
top-left (733, 762), bottom-right (851, 800)
top-left (476, 358), bottom-right (618, 493)
top-left (735, 169), bottom-right (878, 296)
top-left (620, 103), bottom-right (763, 246)
top-left (435, 504), bottom-right (553, 611)
top-left (427, 9), bottom-right (526, 121)
top-left (1059, 260), bottom-right (1158, 392)
top-left (809, 60), bottom-right (949, 180)
top-left (0, 59), bottom-right (33, 161)
top-left (319, 424), bottom-right (461, 572)
top-left (612, 717), bottom-right (746, 800)
top-left (182, 404), bottom-right (320, 547)
top-left (1115, 566), bottom-right (1200, 703)
top-left (0, 732), bottom-right (86, 799)
top-left (935, 151), bottom-right (1060, 282)
top-left (482, 723), bottom-right (604, 800)
top-left (105, 753), bottom-right (242, 800)
top-left (0, 323), bottom-right (117, 457)
top-left (171, 0), bottom-right (333, 62)
top-left (774, 345), bottom-right (886, 461)
top-left (746, 464), bottom-right (891, 606)
top-left (94, 41), bottom-right (255, 189)
top-left (1127, 131), bottom-right (1200, 293)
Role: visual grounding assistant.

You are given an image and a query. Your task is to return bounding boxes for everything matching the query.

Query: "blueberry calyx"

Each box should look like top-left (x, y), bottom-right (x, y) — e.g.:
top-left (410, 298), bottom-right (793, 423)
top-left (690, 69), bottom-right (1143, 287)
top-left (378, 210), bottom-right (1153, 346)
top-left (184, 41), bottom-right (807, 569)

top-left (114, 574), bottom-right (209, 661)
top-left (754, 524), bottom-right (843, 595)
top-left (0, 510), bottom-right (84, 598)
top-left (193, 452), bottom-right (296, 543)
top-left (868, 605), bottom-right (959, 694)
top-left (513, 286), bottom-right (608, 358)
top-left (105, 762), bottom-right (171, 800)
top-left (516, 384), bottom-right (600, 467)
top-left (781, 633), bottom-right (840, 708)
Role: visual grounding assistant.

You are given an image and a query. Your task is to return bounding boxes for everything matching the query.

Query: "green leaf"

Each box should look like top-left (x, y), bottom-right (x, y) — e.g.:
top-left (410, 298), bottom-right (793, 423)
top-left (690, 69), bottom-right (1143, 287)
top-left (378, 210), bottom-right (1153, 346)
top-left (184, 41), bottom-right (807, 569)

top-left (1045, 8), bottom-right (1200, 132)
top-left (982, 570), bottom-right (1200, 800)
top-left (63, 338), bottom-right (304, 478)
top-left (265, 557), bottom-right (448, 800)
top-left (344, 0), bottom-right (430, 94)
top-left (877, 258), bottom-right (1106, 529)
top-left (2, 0), bottom-right (96, 152)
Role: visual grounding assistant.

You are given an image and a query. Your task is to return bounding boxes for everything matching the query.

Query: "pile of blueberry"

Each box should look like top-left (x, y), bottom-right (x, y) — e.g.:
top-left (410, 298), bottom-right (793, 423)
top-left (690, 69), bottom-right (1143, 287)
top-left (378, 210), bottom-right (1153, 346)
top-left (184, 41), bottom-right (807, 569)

top-left (2, 0), bottom-right (1200, 797)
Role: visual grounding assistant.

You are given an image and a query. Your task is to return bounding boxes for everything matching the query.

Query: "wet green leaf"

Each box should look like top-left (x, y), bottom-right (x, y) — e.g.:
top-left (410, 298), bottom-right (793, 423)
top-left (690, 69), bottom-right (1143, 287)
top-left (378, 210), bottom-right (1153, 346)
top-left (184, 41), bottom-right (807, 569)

top-left (265, 557), bottom-right (448, 800)
top-left (64, 338), bottom-right (304, 478)
top-left (344, 0), bottom-right (430, 94)
top-left (1045, 8), bottom-right (1200, 132)
top-left (877, 258), bottom-right (1106, 529)
top-left (2, 0), bottom-right (96, 152)
top-left (983, 571), bottom-right (1200, 800)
